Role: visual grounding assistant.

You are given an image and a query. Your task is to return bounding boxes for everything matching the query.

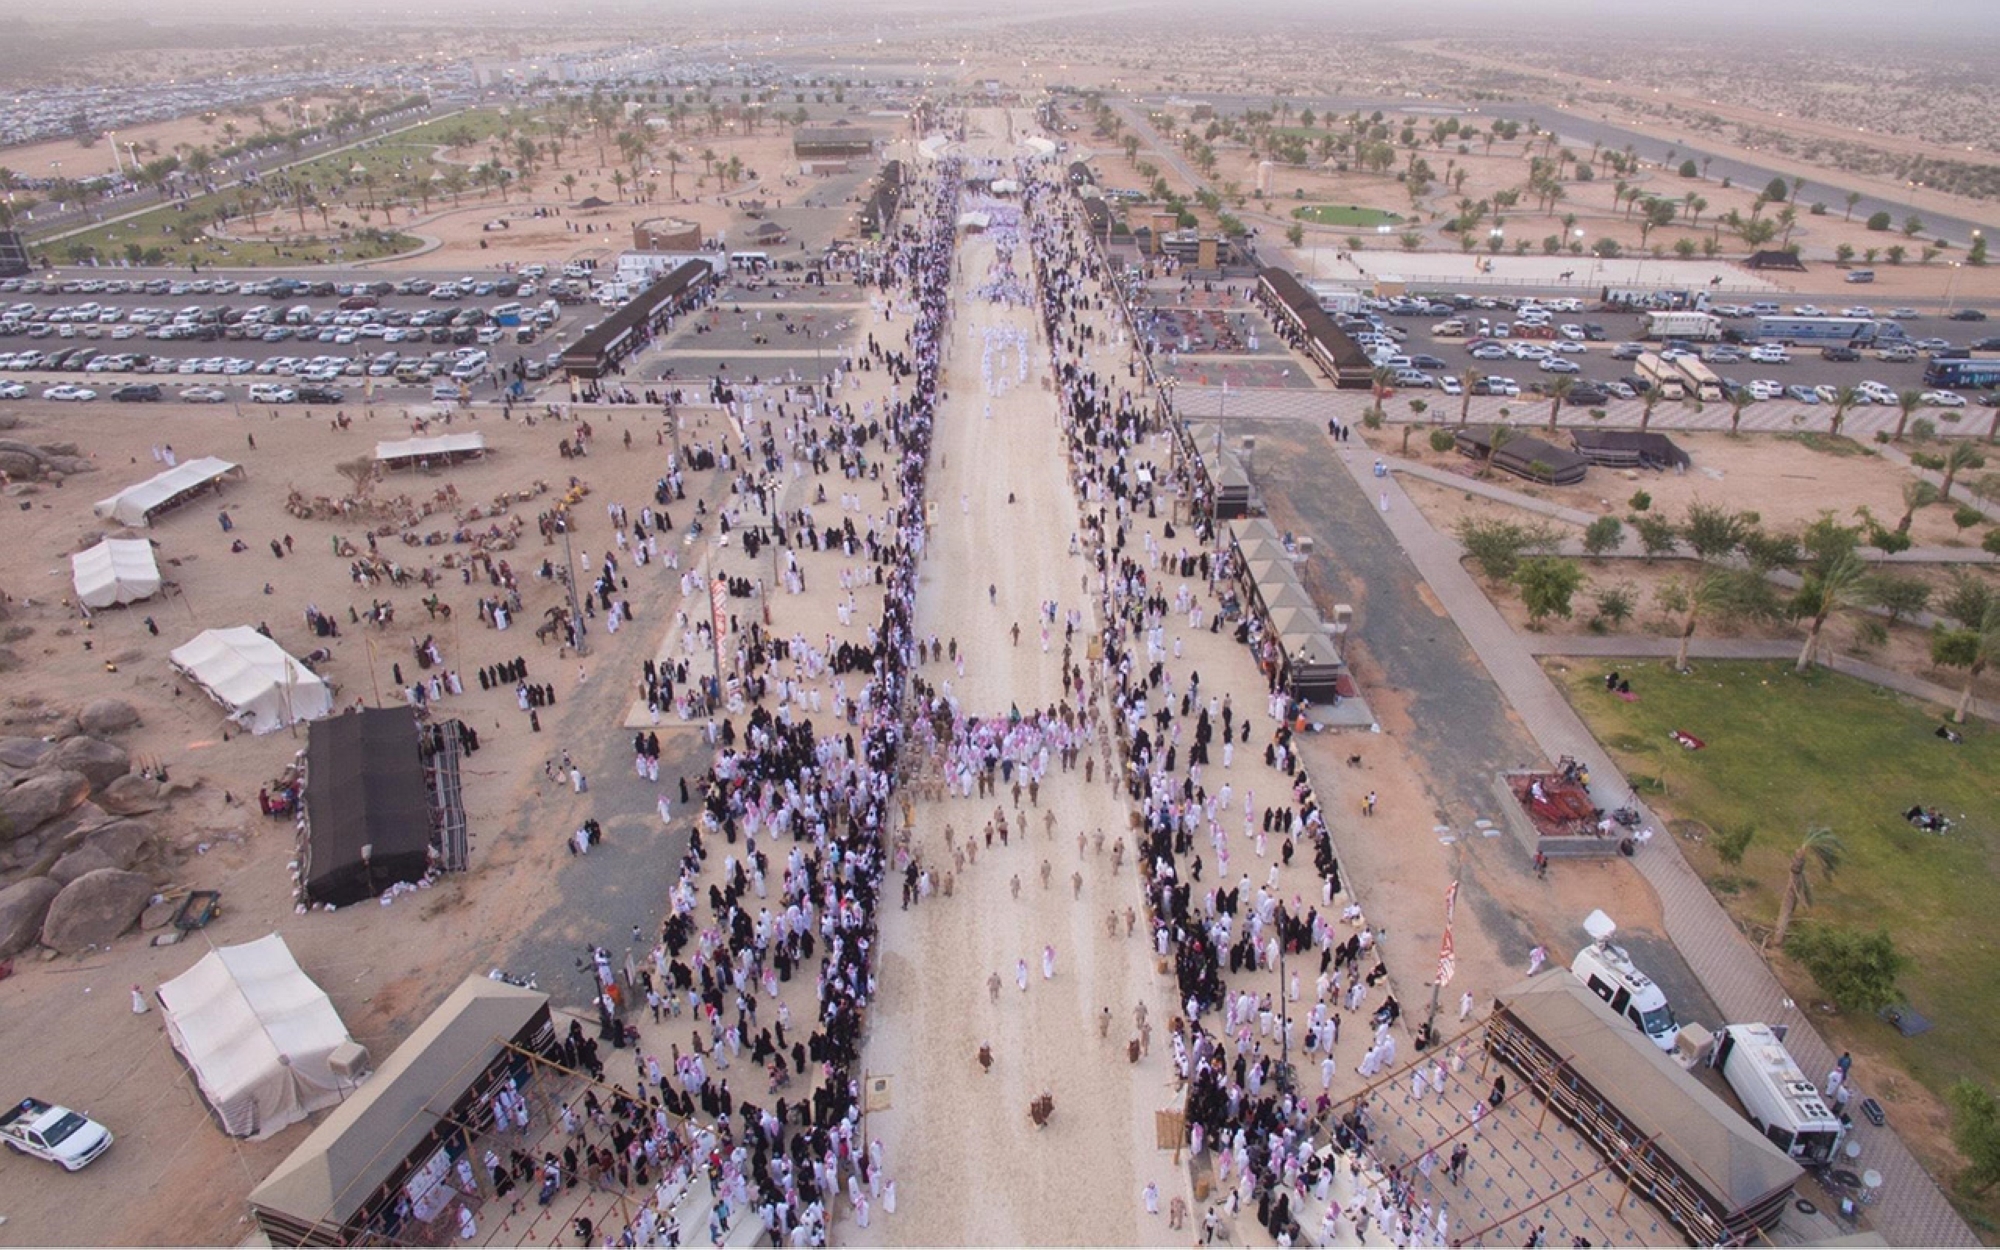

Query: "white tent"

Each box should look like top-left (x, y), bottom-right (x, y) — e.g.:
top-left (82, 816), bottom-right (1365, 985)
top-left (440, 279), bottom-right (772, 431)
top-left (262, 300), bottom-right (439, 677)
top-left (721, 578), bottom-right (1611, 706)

top-left (93, 457), bottom-right (241, 527)
top-left (71, 538), bottom-right (161, 608)
top-left (372, 433), bottom-right (487, 466)
top-left (170, 627), bottom-right (334, 734)
top-left (158, 934), bottom-right (363, 1140)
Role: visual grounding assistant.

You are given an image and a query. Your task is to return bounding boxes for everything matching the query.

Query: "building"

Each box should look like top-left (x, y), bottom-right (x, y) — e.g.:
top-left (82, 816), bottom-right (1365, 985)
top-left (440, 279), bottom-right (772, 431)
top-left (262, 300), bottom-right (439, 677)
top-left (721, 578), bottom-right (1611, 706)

top-left (793, 126), bottom-right (876, 161)
top-left (1452, 428), bottom-right (1590, 486)
top-left (632, 217), bottom-right (702, 252)
top-left (1255, 267), bottom-right (1374, 389)
top-left (0, 229), bottom-right (28, 278)
top-left (560, 260), bottom-right (717, 381)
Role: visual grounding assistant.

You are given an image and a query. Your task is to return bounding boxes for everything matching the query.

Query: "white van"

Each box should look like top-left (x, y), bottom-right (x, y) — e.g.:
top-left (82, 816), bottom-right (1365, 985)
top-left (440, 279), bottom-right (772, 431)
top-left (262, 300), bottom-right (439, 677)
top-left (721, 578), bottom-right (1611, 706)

top-left (1571, 913), bottom-right (1678, 1051)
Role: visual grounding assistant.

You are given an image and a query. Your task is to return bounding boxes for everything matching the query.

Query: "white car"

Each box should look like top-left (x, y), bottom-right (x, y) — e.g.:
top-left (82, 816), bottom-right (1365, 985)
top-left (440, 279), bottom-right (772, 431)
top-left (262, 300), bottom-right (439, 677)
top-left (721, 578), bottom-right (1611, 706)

top-left (1793, 305), bottom-right (1825, 317)
top-left (1748, 379), bottom-right (1785, 401)
top-left (247, 383), bottom-right (296, 404)
top-left (1923, 390), bottom-right (1967, 408)
top-left (1748, 345), bottom-right (1791, 364)
top-left (1841, 306), bottom-right (1875, 319)
top-left (1604, 381), bottom-right (1637, 400)
top-left (180, 386), bottom-right (228, 403)
top-left (0, 381), bottom-right (23, 399)
top-left (1550, 340), bottom-right (1587, 354)
top-left (40, 384), bottom-right (96, 401)
top-left (1537, 357), bottom-right (1580, 373)
top-left (1437, 375), bottom-right (1464, 396)
top-left (1470, 344), bottom-right (1508, 360)
top-left (0, 1098), bottom-right (113, 1171)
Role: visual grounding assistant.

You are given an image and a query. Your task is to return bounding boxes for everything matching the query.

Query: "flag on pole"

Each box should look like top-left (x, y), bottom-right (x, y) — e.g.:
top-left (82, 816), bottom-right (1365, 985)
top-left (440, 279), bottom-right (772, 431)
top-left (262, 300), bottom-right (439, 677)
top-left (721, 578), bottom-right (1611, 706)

top-left (1437, 928), bottom-right (1456, 988)
top-left (1443, 879), bottom-right (1459, 925)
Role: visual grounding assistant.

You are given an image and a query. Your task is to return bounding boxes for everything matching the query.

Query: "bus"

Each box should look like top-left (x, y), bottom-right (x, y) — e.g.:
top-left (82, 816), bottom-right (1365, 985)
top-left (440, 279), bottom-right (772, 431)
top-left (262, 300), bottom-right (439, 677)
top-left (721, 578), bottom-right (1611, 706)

top-left (1635, 351), bottom-right (1687, 401)
top-left (1755, 316), bottom-right (1907, 347)
top-left (1673, 355), bottom-right (1725, 402)
top-left (1924, 352), bottom-right (2000, 390)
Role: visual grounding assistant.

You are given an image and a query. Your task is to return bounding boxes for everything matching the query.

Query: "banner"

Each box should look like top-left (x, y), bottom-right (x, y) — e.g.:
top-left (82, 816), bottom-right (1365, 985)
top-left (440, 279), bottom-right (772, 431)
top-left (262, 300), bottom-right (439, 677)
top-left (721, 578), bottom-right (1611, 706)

top-left (710, 575), bottom-right (730, 644)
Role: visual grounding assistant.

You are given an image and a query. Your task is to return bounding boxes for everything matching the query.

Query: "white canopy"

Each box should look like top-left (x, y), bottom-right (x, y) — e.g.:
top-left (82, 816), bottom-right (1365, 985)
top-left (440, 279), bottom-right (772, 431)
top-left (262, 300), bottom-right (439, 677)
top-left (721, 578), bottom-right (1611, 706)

top-left (158, 934), bottom-right (360, 1140)
top-left (373, 433), bottom-right (487, 465)
top-left (1023, 136), bottom-right (1058, 158)
top-left (957, 211), bottom-right (992, 232)
top-left (990, 178), bottom-right (1021, 195)
top-left (71, 538), bottom-right (161, 608)
top-left (170, 627), bottom-right (333, 734)
top-left (92, 456), bottom-right (240, 527)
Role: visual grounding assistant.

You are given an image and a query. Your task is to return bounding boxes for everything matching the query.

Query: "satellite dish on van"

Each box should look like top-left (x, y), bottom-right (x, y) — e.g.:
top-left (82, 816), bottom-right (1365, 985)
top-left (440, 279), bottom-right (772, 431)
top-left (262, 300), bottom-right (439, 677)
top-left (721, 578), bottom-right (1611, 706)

top-left (1583, 909), bottom-right (1618, 942)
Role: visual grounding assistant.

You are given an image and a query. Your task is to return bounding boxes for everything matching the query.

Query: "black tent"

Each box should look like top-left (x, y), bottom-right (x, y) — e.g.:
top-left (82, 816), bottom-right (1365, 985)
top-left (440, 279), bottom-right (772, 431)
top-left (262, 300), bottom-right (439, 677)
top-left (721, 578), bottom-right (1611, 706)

top-left (1744, 250), bottom-right (1807, 271)
top-left (300, 709), bottom-right (435, 907)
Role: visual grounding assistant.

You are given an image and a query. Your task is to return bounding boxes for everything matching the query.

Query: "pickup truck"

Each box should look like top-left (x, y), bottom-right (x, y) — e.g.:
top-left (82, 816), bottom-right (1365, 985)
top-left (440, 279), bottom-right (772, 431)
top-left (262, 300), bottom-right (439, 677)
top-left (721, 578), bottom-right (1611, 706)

top-left (1, 1097), bottom-right (113, 1170)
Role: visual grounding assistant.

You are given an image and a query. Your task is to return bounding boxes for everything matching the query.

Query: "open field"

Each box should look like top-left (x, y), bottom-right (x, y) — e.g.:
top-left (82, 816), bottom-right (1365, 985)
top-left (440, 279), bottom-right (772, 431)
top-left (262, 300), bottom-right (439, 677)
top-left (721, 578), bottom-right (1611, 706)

top-left (1549, 657), bottom-right (2000, 1225)
top-left (1290, 203), bottom-right (1403, 228)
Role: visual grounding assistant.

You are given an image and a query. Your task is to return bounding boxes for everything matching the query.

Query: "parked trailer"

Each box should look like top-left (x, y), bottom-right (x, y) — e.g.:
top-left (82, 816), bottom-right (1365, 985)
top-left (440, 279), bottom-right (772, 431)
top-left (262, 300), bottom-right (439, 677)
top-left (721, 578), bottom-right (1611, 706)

top-left (1673, 355), bottom-right (1725, 402)
top-left (1755, 316), bottom-right (1906, 347)
top-left (1634, 352), bottom-right (1687, 401)
top-left (1711, 1023), bottom-right (1845, 1166)
top-left (1645, 311), bottom-right (1723, 342)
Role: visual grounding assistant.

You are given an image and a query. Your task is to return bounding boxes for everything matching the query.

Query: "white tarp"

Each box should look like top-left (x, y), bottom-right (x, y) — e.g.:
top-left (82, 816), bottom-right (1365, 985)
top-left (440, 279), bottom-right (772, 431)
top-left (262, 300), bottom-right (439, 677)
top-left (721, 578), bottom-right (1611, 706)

top-left (71, 538), bottom-right (161, 608)
top-left (170, 627), bottom-right (333, 734)
top-left (92, 456), bottom-right (239, 527)
top-left (158, 934), bottom-right (358, 1140)
top-left (957, 211), bottom-right (992, 232)
top-left (373, 433), bottom-right (487, 464)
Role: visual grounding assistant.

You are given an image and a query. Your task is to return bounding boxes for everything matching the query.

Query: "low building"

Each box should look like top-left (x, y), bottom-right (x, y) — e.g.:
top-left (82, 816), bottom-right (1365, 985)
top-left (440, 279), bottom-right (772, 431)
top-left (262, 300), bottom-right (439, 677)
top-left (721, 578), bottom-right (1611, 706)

top-left (793, 126), bottom-right (876, 161)
top-left (1453, 428), bottom-right (1590, 485)
top-left (632, 217), bottom-right (702, 252)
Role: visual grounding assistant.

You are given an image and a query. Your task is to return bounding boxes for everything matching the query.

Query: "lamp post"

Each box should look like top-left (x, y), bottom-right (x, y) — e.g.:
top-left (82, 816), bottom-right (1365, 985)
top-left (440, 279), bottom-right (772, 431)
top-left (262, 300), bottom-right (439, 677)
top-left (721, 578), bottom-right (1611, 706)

top-left (1946, 261), bottom-right (1965, 313)
top-left (557, 506), bottom-right (590, 657)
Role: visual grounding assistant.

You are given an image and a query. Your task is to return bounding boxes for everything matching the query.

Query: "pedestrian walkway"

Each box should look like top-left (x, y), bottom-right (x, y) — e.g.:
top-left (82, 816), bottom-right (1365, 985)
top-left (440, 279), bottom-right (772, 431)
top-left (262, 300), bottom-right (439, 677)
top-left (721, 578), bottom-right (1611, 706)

top-left (1349, 457), bottom-right (1980, 1246)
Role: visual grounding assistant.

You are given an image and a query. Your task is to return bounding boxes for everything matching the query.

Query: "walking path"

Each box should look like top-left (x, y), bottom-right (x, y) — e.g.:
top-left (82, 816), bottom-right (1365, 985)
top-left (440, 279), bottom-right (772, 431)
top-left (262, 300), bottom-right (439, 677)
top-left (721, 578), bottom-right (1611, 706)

top-left (1356, 456), bottom-right (1981, 1245)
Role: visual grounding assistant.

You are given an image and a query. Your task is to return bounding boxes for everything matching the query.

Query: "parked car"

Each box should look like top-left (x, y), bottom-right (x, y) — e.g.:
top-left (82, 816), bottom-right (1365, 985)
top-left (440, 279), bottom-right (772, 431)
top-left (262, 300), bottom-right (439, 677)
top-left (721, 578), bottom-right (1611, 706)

top-left (1537, 357), bottom-right (1580, 374)
top-left (1437, 375), bottom-right (1463, 396)
top-left (180, 386), bottom-right (228, 403)
top-left (1610, 343), bottom-right (1645, 360)
top-left (1748, 379), bottom-right (1784, 401)
top-left (0, 1098), bottom-right (113, 1171)
top-left (1785, 385), bottom-right (1820, 404)
top-left (1948, 308), bottom-right (1988, 322)
top-left (296, 386), bottom-right (346, 405)
top-left (1748, 345), bottom-right (1791, 364)
top-left (40, 384), bottom-right (96, 401)
top-left (110, 383), bottom-right (163, 402)
top-left (0, 381), bottom-right (23, 399)
top-left (1820, 346), bottom-right (1861, 363)
top-left (1923, 390), bottom-right (1967, 408)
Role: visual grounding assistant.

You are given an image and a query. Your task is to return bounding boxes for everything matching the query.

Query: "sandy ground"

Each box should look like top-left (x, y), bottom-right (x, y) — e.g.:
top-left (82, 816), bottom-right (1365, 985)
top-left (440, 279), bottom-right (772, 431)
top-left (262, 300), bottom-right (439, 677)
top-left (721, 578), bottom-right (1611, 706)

top-left (5, 96), bottom-right (355, 182)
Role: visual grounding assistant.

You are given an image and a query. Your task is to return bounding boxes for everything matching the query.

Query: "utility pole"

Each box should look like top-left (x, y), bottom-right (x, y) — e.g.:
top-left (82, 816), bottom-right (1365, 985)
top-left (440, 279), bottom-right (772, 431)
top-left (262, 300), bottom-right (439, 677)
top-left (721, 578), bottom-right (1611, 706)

top-left (558, 507), bottom-right (590, 657)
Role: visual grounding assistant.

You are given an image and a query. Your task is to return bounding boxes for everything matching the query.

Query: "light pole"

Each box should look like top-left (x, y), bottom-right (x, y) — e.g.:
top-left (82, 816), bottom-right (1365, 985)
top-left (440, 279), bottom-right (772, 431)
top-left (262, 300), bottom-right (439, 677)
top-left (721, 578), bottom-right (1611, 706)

top-left (557, 507), bottom-right (590, 657)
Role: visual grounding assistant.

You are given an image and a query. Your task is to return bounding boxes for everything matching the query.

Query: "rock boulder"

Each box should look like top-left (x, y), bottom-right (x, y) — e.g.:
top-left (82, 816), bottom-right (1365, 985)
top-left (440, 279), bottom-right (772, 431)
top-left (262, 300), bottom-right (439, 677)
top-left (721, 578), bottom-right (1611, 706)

top-left (97, 774), bottom-right (167, 816)
top-left (50, 844), bottom-right (121, 885)
top-left (77, 699), bottom-right (141, 737)
top-left (40, 869), bottom-right (155, 952)
top-left (0, 876), bottom-right (60, 957)
top-left (0, 737), bottom-right (54, 770)
top-left (0, 771), bottom-right (91, 843)
top-left (81, 819), bottom-right (152, 870)
top-left (47, 736), bottom-right (131, 791)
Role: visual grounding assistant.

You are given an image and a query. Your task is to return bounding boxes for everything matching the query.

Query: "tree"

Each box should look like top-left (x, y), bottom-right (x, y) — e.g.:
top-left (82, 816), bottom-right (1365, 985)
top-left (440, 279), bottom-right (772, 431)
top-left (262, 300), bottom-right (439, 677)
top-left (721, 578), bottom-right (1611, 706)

top-left (1949, 1080), bottom-right (2000, 1195)
top-left (1871, 573), bottom-right (1933, 624)
top-left (1827, 384), bottom-right (1860, 437)
top-left (1544, 374), bottom-right (1575, 431)
top-left (1895, 479), bottom-right (1940, 534)
top-left (1972, 234), bottom-right (1990, 267)
top-left (1638, 388), bottom-right (1661, 434)
top-left (1632, 512), bottom-right (1679, 560)
top-left (1678, 159), bottom-right (1698, 178)
top-left (1582, 515), bottom-right (1625, 558)
top-left (1866, 210), bottom-right (1892, 232)
top-left (336, 456), bottom-right (379, 497)
top-left (1514, 557), bottom-right (1587, 627)
top-left (1904, 214), bottom-right (1926, 238)
top-left (1937, 442), bottom-right (1987, 501)
top-left (1791, 550), bottom-right (1870, 671)
top-left (1456, 517), bottom-right (1556, 582)
top-left (1784, 925), bottom-right (1905, 1013)
top-left (1680, 501), bottom-right (1750, 562)
top-left (1714, 825), bottom-right (1755, 867)
top-left (1843, 190), bottom-right (1861, 222)
top-left (1673, 566), bottom-right (1776, 671)
top-left (1458, 367), bottom-right (1478, 427)
top-left (1930, 596), bottom-right (2000, 723)
top-left (1892, 388), bottom-right (1923, 441)
top-left (1594, 583), bottom-right (1637, 629)
top-left (1886, 243), bottom-right (1907, 266)
top-left (1639, 197), bottom-right (1676, 248)
top-left (1763, 176), bottom-right (1789, 203)
top-left (1479, 423), bottom-right (1517, 479)
top-left (1727, 388), bottom-right (1753, 435)
top-left (1769, 827), bottom-right (1842, 948)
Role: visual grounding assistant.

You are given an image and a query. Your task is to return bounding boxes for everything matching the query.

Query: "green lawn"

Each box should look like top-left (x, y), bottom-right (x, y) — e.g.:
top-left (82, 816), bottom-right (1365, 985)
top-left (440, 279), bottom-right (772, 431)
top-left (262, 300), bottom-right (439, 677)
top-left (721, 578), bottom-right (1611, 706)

top-left (1547, 658), bottom-right (2000, 1105)
top-left (1291, 203), bottom-right (1403, 228)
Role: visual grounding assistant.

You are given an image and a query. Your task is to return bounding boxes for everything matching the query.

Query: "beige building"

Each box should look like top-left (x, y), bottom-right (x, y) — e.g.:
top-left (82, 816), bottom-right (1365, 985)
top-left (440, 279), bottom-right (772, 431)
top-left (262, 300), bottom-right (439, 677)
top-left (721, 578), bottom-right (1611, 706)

top-left (632, 217), bottom-right (703, 252)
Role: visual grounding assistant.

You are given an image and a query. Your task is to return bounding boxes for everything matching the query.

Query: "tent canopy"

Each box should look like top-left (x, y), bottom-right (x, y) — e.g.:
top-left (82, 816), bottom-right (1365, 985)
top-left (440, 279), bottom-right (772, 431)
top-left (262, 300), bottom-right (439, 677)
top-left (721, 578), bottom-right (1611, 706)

top-left (93, 457), bottom-right (240, 527)
top-left (71, 537), bottom-right (161, 608)
top-left (158, 934), bottom-right (358, 1140)
top-left (302, 709), bottom-right (435, 907)
top-left (249, 977), bottom-right (549, 1240)
top-left (373, 433), bottom-right (486, 466)
top-left (170, 627), bottom-right (333, 734)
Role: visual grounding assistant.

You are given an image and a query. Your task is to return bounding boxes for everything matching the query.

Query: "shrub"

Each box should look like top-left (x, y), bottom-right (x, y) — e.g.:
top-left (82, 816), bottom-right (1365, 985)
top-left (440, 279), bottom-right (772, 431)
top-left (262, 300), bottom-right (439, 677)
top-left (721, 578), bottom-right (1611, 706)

top-left (1985, 528), bottom-right (2000, 555)
top-left (1583, 515), bottom-right (1625, 557)
top-left (1629, 490), bottom-right (1652, 512)
top-left (1866, 210), bottom-right (1893, 231)
top-left (1429, 429), bottom-right (1456, 453)
top-left (1593, 582), bottom-right (1637, 628)
top-left (1784, 925), bottom-right (1906, 1013)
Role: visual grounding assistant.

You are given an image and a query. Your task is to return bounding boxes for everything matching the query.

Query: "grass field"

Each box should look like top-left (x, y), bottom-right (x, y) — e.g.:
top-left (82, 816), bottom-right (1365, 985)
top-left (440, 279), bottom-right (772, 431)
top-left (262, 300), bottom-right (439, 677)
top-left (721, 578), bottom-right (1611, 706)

top-left (1548, 658), bottom-right (2000, 1107)
top-left (1291, 203), bottom-right (1403, 228)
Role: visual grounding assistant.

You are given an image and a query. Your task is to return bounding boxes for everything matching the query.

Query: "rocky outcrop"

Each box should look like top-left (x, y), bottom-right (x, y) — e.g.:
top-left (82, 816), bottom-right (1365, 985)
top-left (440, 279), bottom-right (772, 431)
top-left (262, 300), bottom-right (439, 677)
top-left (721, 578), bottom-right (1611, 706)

top-left (0, 771), bottom-right (90, 842)
top-left (47, 736), bottom-right (130, 791)
top-left (77, 699), bottom-right (141, 737)
top-left (0, 738), bottom-right (54, 770)
top-left (40, 868), bottom-right (154, 952)
top-left (49, 844), bottom-right (120, 885)
top-left (0, 876), bottom-right (60, 957)
top-left (96, 774), bottom-right (167, 816)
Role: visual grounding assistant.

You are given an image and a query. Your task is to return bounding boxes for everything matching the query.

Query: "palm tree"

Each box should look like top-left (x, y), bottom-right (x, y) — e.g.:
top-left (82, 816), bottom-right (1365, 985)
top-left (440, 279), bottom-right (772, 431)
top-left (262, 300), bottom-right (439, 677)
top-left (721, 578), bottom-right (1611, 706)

top-left (1638, 388), bottom-right (1662, 434)
top-left (664, 149), bottom-right (683, 198)
top-left (1827, 385), bottom-right (1859, 437)
top-left (1544, 374), bottom-right (1575, 432)
top-left (1932, 598), bottom-right (2000, 723)
top-left (1673, 566), bottom-right (1772, 671)
top-left (1937, 441), bottom-right (1984, 501)
top-left (1896, 479), bottom-right (1940, 534)
top-left (611, 169), bottom-right (628, 201)
top-left (1792, 551), bottom-right (1870, 672)
top-left (1769, 827), bottom-right (1842, 948)
top-left (561, 172), bottom-right (578, 201)
top-left (1892, 388), bottom-right (1923, 441)
top-left (1458, 367), bottom-right (1478, 427)
top-left (1480, 423), bottom-right (1517, 479)
top-left (1727, 388), bottom-right (1752, 435)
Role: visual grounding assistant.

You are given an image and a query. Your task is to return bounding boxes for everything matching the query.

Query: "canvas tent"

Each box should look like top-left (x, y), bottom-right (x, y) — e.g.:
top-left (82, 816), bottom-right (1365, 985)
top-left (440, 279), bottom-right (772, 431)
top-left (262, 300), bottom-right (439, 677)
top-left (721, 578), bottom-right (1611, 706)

top-left (170, 627), bottom-right (333, 734)
top-left (248, 977), bottom-right (553, 1246)
top-left (71, 537), bottom-right (161, 608)
top-left (93, 456), bottom-right (242, 526)
top-left (158, 934), bottom-right (362, 1140)
top-left (372, 433), bottom-right (487, 469)
top-left (300, 709), bottom-right (436, 907)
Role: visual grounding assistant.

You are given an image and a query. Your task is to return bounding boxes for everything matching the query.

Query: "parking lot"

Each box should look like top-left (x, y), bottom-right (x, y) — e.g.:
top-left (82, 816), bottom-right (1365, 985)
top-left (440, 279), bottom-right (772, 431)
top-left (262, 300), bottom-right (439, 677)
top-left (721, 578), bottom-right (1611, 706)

top-left (0, 268), bottom-right (599, 404)
top-left (1344, 291), bottom-right (1995, 414)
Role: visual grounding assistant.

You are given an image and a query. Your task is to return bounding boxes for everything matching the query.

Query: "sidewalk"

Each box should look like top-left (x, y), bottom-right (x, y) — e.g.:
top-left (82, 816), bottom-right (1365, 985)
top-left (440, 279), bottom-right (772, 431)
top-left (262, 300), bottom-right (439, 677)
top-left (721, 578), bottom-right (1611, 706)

top-left (1353, 458), bottom-right (1980, 1246)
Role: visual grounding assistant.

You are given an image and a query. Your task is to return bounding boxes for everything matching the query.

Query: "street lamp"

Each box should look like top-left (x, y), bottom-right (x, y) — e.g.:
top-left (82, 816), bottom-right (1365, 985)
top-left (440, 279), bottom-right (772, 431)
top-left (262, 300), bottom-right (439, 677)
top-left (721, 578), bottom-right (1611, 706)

top-left (1945, 260), bottom-right (1965, 313)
